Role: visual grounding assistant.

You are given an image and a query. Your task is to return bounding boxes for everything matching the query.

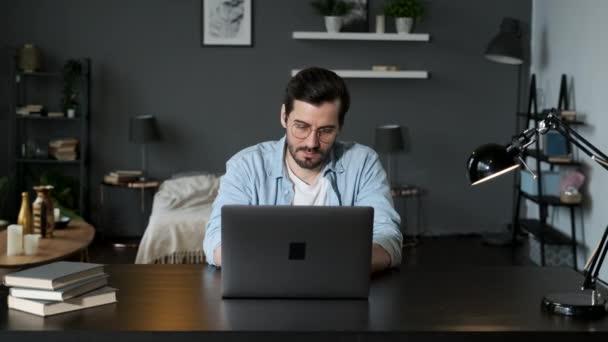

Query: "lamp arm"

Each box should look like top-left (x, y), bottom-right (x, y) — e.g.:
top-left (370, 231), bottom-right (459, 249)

top-left (582, 225), bottom-right (608, 290)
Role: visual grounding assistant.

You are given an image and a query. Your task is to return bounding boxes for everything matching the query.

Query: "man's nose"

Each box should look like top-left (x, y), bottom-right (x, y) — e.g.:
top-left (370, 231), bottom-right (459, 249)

top-left (304, 129), bottom-right (320, 147)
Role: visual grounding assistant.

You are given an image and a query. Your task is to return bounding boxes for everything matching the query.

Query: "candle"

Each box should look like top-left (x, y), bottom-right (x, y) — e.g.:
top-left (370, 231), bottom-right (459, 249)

top-left (24, 234), bottom-right (41, 255)
top-left (7, 225), bottom-right (24, 256)
top-left (54, 208), bottom-right (60, 222)
top-left (376, 15), bottom-right (385, 33)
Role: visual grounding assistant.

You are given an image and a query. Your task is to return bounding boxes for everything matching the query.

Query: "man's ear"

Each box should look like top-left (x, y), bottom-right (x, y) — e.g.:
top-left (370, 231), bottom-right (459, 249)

top-left (280, 104), bottom-right (287, 129)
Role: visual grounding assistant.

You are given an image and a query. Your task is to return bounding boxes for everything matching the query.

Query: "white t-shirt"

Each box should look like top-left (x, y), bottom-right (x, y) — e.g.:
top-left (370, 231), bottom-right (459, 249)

top-left (286, 162), bottom-right (329, 206)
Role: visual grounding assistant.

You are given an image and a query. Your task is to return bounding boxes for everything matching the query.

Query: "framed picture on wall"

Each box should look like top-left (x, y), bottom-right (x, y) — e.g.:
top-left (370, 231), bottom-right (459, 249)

top-left (201, 0), bottom-right (253, 46)
top-left (342, 0), bottom-right (368, 32)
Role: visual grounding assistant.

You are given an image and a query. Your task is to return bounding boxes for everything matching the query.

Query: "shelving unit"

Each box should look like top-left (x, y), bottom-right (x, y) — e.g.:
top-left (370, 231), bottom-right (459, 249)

top-left (512, 74), bottom-right (582, 269)
top-left (292, 31), bottom-right (431, 41)
top-left (290, 69), bottom-right (429, 79)
top-left (9, 56), bottom-right (91, 220)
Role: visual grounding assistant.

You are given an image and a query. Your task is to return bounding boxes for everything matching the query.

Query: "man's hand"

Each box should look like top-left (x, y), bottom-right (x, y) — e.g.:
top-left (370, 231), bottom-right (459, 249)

top-left (213, 246), bottom-right (222, 267)
top-left (371, 244), bottom-right (391, 273)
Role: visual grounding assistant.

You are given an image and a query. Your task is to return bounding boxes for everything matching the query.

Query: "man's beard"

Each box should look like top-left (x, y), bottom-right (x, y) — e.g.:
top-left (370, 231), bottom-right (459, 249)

top-left (287, 141), bottom-right (330, 170)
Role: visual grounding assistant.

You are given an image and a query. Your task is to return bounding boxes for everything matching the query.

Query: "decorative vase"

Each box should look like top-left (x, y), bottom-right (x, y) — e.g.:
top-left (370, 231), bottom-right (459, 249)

top-left (324, 16), bottom-right (343, 33)
top-left (395, 17), bottom-right (414, 34)
top-left (17, 44), bottom-right (41, 73)
top-left (17, 192), bottom-right (33, 235)
top-left (32, 185), bottom-right (55, 238)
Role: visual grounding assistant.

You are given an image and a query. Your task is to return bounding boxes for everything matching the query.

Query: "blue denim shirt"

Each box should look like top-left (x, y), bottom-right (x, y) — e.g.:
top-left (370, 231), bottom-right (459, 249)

top-left (203, 136), bottom-right (403, 267)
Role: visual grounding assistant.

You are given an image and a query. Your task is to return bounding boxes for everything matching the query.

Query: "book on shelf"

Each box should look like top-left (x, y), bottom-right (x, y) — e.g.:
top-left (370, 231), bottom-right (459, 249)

top-left (9, 274), bottom-right (109, 301)
top-left (47, 111), bottom-right (65, 118)
top-left (49, 138), bottom-right (79, 149)
top-left (547, 155), bottom-right (574, 163)
top-left (3, 261), bottom-right (105, 290)
top-left (8, 286), bottom-right (117, 317)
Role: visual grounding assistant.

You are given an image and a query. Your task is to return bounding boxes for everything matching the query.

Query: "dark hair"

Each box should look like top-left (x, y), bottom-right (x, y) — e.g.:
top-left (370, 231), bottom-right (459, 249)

top-left (283, 67), bottom-right (350, 127)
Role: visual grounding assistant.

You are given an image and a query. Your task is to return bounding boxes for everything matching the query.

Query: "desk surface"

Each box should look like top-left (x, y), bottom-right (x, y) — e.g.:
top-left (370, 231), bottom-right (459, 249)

top-left (1, 265), bottom-right (608, 340)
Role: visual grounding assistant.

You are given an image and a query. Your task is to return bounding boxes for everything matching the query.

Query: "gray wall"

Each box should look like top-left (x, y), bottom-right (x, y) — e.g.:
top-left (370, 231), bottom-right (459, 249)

top-left (1, 0), bottom-right (531, 237)
top-left (531, 0), bottom-right (608, 276)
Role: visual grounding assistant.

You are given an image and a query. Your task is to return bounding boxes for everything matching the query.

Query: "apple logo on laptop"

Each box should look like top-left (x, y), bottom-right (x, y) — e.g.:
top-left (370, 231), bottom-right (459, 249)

top-left (288, 242), bottom-right (306, 260)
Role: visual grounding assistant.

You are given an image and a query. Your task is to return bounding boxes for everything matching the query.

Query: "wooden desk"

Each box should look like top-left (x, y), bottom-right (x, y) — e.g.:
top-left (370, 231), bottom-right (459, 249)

top-left (0, 220), bottom-right (94, 268)
top-left (1, 265), bottom-right (608, 341)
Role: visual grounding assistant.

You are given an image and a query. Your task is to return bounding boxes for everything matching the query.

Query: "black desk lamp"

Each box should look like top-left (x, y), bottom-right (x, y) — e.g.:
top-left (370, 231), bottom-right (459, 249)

top-left (467, 108), bottom-right (608, 318)
top-left (374, 125), bottom-right (406, 187)
top-left (129, 115), bottom-right (160, 181)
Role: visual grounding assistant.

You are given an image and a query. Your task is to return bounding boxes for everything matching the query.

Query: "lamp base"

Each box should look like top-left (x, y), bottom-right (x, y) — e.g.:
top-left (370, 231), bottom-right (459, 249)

top-left (542, 289), bottom-right (607, 317)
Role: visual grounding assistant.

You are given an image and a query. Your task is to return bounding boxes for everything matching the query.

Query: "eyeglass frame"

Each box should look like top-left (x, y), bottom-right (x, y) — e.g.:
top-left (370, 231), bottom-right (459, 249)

top-left (288, 120), bottom-right (339, 144)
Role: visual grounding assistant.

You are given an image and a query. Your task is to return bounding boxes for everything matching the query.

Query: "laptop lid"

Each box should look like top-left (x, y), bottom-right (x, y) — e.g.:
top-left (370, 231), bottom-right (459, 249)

top-left (221, 205), bottom-right (373, 299)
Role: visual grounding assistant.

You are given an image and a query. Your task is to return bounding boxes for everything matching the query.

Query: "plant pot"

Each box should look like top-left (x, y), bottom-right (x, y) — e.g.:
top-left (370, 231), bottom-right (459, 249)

top-left (395, 17), bottom-right (414, 34)
top-left (325, 16), bottom-right (343, 33)
top-left (67, 108), bottom-right (76, 118)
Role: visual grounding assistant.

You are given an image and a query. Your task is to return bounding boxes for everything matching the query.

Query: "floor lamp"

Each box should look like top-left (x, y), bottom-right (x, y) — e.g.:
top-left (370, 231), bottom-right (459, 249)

top-left (129, 115), bottom-right (160, 181)
top-left (482, 17), bottom-right (525, 246)
top-left (374, 124), bottom-right (405, 188)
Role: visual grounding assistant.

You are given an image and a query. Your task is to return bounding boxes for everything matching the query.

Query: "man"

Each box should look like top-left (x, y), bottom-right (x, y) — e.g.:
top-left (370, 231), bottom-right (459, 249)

top-left (203, 67), bottom-right (403, 273)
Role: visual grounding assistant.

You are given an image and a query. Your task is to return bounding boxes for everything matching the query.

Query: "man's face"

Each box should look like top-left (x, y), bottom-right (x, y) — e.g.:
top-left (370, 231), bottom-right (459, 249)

top-left (281, 99), bottom-right (341, 170)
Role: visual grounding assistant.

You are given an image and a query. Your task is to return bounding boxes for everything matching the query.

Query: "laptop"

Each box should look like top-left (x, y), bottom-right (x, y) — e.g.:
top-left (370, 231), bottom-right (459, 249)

top-left (221, 205), bottom-right (374, 299)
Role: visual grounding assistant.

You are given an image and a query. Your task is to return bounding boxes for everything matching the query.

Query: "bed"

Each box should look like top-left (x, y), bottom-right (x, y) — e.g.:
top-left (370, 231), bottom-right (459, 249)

top-left (135, 173), bottom-right (220, 264)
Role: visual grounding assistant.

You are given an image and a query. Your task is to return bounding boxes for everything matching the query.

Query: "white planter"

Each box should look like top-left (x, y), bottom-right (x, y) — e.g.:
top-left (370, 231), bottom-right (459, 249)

top-left (324, 16), bottom-right (343, 33)
top-left (395, 17), bottom-right (414, 34)
top-left (67, 108), bottom-right (76, 118)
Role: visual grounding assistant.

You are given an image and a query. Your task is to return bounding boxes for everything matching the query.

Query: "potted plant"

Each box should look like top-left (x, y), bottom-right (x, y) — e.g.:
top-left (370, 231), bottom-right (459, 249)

top-left (62, 59), bottom-right (83, 118)
top-left (311, 0), bottom-right (354, 33)
top-left (384, 0), bottom-right (425, 34)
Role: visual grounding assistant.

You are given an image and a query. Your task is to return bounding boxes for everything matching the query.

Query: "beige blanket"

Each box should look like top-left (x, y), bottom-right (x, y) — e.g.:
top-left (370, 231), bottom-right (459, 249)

top-left (135, 174), bottom-right (220, 264)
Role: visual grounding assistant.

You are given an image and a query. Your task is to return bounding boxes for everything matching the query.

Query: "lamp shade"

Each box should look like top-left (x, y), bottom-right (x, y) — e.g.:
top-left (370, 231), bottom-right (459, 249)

top-left (485, 17), bottom-right (524, 65)
top-left (374, 125), bottom-right (405, 153)
top-left (467, 143), bottom-right (519, 186)
top-left (129, 115), bottom-right (160, 144)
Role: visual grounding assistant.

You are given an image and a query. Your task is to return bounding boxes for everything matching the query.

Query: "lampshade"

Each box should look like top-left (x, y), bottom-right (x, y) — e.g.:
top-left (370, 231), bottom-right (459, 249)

top-left (374, 125), bottom-right (405, 153)
top-left (129, 115), bottom-right (160, 144)
top-left (467, 143), bottom-right (519, 186)
top-left (485, 17), bottom-right (524, 65)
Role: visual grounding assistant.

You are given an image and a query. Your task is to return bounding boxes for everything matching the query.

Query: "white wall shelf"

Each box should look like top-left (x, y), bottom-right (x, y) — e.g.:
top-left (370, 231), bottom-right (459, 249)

top-left (291, 69), bottom-right (429, 79)
top-left (292, 32), bottom-right (430, 41)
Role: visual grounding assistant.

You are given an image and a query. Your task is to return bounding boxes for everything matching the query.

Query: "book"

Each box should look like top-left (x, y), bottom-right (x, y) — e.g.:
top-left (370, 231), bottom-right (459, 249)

top-left (8, 286), bottom-right (117, 317)
top-left (112, 170), bottom-right (143, 177)
top-left (48, 138), bottom-right (79, 149)
top-left (128, 180), bottom-right (160, 188)
top-left (3, 261), bottom-right (105, 290)
top-left (9, 274), bottom-right (108, 301)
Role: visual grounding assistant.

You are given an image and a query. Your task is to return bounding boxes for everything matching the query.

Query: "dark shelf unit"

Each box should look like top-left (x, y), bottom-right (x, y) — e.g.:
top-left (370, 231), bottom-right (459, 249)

top-left (512, 74), bottom-right (581, 269)
top-left (16, 158), bottom-right (82, 165)
top-left (523, 149), bottom-right (582, 166)
top-left (9, 56), bottom-right (91, 220)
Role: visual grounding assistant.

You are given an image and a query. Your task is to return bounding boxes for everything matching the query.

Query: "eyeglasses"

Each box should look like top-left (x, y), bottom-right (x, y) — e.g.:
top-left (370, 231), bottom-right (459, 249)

top-left (290, 123), bottom-right (338, 143)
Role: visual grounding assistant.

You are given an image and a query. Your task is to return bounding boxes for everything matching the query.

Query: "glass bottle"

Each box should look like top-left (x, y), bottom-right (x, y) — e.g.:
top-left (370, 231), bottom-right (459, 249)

top-left (17, 192), bottom-right (33, 235)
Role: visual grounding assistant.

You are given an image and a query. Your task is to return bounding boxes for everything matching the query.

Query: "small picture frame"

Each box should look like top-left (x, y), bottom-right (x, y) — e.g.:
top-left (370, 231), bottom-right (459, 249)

top-left (201, 0), bottom-right (253, 46)
top-left (341, 0), bottom-right (368, 32)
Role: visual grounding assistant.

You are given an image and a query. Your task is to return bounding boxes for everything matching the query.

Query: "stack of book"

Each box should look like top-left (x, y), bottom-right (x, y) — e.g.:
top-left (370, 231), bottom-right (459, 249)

top-left (3, 261), bottom-right (117, 317)
top-left (103, 170), bottom-right (143, 185)
top-left (48, 138), bottom-right (79, 161)
top-left (16, 104), bottom-right (44, 116)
